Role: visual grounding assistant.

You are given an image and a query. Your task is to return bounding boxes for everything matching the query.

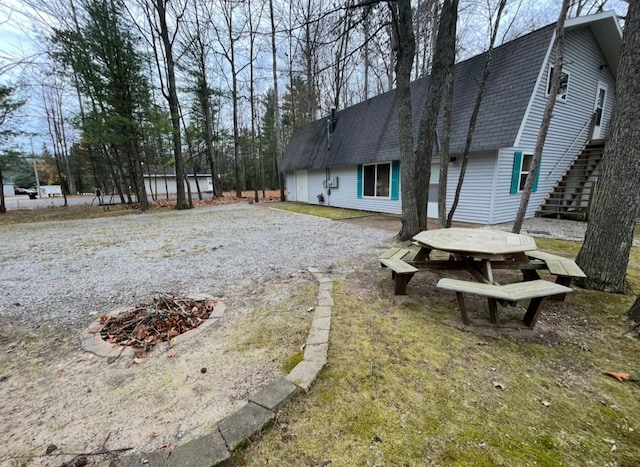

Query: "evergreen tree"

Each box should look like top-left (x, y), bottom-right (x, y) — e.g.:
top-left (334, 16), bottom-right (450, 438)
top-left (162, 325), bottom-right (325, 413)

top-left (51, 0), bottom-right (152, 210)
top-left (0, 85), bottom-right (26, 214)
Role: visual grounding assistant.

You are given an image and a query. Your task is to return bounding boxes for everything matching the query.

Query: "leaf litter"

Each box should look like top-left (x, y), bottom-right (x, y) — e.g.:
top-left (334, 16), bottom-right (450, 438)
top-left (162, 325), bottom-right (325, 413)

top-left (99, 294), bottom-right (216, 352)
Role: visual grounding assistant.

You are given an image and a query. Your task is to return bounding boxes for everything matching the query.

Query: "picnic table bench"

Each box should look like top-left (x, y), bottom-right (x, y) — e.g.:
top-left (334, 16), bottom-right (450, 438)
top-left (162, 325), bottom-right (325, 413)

top-left (436, 278), bottom-right (573, 328)
top-left (524, 250), bottom-right (585, 301)
top-left (379, 248), bottom-right (418, 295)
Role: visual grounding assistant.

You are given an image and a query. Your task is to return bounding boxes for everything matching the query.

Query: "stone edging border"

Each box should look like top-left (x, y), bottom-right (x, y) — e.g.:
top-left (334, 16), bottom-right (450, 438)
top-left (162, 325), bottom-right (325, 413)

top-left (103, 267), bottom-right (332, 466)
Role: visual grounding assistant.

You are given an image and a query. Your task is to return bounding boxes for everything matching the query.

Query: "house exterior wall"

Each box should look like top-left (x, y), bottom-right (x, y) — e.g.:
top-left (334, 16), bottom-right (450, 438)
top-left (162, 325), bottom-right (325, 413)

top-left (445, 152), bottom-right (499, 224)
top-left (497, 26), bottom-right (617, 224)
top-left (286, 163), bottom-right (441, 218)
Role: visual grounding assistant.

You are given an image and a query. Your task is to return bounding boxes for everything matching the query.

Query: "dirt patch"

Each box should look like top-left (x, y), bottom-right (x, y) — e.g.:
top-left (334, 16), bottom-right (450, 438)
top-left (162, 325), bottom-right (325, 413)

top-left (0, 280), bottom-right (315, 466)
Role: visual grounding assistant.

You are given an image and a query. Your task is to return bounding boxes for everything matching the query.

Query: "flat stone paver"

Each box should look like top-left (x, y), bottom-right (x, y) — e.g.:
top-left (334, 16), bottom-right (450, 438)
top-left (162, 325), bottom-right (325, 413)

top-left (167, 433), bottom-right (229, 466)
top-left (286, 360), bottom-right (325, 391)
top-left (218, 402), bottom-right (275, 450)
top-left (318, 290), bottom-right (333, 301)
top-left (249, 377), bottom-right (299, 412)
top-left (313, 305), bottom-right (332, 318)
top-left (303, 343), bottom-right (328, 363)
top-left (317, 297), bottom-right (334, 307)
top-left (312, 315), bottom-right (331, 331)
top-left (307, 327), bottom-right (330, 345)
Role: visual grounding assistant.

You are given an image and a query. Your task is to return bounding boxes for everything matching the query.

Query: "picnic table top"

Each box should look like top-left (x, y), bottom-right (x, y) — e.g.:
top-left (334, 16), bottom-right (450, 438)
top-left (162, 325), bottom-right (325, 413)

top-left (413, 227), bottom-right (538, 256)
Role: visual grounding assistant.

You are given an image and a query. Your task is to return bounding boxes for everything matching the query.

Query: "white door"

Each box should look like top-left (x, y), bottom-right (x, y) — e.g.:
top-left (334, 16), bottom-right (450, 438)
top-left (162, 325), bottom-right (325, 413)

top-left (295, 170), bottom-right (309, 203)
top-left (592, 82), bottom-right (608, 140)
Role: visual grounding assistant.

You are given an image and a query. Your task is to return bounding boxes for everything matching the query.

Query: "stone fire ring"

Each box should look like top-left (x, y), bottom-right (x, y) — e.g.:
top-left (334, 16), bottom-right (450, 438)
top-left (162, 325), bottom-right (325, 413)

top-left (81, 294), bottom-right (225, 358)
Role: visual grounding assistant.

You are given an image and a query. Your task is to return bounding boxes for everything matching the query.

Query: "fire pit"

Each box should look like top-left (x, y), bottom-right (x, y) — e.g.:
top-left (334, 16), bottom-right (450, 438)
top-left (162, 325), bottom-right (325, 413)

top-left (81, 293), bottom-right (225, 358)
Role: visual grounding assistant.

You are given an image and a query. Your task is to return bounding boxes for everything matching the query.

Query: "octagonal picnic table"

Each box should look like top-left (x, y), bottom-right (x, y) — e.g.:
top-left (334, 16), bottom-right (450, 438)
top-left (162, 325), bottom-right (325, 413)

top-left (412, 228), bottom-right (538, 284)
top-left (380, 228), bottom-right (583, 328)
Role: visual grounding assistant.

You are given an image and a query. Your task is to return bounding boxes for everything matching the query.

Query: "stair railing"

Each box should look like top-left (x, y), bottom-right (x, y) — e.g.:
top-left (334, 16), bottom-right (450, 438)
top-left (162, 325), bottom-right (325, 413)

top-left (549, 116), bottom-right (593, 180)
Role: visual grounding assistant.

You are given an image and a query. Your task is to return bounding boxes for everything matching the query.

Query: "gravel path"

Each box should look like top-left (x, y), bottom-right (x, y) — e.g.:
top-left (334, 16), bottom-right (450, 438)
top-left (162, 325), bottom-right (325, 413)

top-left (0, 204), bottom-right (395, 330)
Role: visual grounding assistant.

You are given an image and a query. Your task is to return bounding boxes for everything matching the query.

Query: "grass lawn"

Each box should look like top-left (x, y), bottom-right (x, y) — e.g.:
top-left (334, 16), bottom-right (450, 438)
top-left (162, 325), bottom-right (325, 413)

top-left (233, 237), bottom-right (640, 466)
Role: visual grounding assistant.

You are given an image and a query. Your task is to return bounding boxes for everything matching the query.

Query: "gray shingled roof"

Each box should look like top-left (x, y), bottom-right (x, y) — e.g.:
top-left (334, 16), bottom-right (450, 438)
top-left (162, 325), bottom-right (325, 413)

top-left (282, 23), bottom-right (555, 172)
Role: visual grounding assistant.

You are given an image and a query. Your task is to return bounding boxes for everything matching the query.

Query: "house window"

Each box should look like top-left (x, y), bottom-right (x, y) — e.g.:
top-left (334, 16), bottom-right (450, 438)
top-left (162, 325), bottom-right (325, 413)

top-left (510, 151), bottom-right (539, 194)
top-left (547, 66), bottom-right (569, 101)
top-left (363, 162), bottom-right (391, 197)
top-left (519, 154), bottom-right (533, 191)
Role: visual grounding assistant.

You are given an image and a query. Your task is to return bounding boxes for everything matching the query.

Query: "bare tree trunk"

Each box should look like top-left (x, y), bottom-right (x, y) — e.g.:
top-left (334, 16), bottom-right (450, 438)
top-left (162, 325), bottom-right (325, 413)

top-left (512, 0), bottom-right (570, 234)
top-left (413, 0), bottom-right (458, 234)
top-left (447, 0), bottom-right (506, 227)
top-left (269, 0), bottom-right (285, 201)
top-left (0, 166), bottom-right (6, 213)
top-left (155, 0), bottom-right (189, 209)
top-left (249, 1), bottom-right (260, 202)
top-left (629, 295), bottom-right (640, 322)
top-left (576, 0), bottom-right (640, 293)
top-left (191, 4), bottom-right (219, 198)
top-left (391, 0), bottom-right (417, 241)
top-left (363, 5), bottom-right (371, 100)
top-left (438, 69), bottom-right (454, 228)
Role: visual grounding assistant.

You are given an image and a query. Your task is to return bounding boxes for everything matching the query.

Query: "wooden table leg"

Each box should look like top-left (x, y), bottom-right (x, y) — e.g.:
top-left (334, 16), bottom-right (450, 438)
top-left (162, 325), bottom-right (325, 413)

top-left (394, 273), bottom-right (415, 295)
top-left (455, 292), bottom-right (470, 325)
top-left (523, 297), bottom-right (546, 329)
top-left (414, 247), bottom-right (432, 261)
top-left (481, 260), bottom-right (494, 284)
top-left (512, 252), bottom-right (540, 281)
top-left (551, 276), bottom-right (571, 301)
top-left (488, 297), bottom-right (500, 324)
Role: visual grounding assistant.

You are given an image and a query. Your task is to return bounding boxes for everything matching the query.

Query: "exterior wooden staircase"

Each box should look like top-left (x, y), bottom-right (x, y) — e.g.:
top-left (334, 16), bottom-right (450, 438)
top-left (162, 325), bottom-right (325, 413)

top-left (536, 139), bottom-right (605, 221)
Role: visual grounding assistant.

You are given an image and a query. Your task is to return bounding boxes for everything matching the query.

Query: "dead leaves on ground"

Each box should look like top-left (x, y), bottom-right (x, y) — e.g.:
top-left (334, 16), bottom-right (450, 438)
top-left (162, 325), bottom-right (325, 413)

top-left (99, 295), bottom-right (216, 353)
top-left (604, 371), bottom-right (631, 382)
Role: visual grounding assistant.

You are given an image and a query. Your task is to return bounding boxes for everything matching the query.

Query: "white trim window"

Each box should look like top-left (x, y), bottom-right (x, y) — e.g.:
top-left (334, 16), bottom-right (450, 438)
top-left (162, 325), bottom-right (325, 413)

top-left (363, 162), bottom-right (391, 198)
top-left (519, 154), bottom-right (533, 191)
top-left (547, 65), bottom-right (570, 102)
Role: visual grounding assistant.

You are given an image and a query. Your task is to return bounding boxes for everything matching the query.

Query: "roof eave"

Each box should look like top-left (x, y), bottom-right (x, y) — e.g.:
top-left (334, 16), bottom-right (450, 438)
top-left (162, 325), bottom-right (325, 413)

top-left (565, 10), bottom-right (623, 75)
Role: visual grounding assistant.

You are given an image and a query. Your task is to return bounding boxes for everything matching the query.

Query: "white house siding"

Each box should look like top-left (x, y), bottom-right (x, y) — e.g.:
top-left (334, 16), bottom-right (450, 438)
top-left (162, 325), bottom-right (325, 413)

top-left (500, 27), bottom-right (616, 224)
top-left (445, 152), bottom-right (498, 224)
top-left (286, 156), bottom-right (502, 223)
top-left (319, 165), bottom-right (403, 214)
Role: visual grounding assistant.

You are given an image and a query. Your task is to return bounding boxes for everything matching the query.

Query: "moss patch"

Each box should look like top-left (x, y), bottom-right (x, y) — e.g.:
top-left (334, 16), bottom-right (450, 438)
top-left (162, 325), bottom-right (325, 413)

top-left (282, 351), bottom-right (304, 373)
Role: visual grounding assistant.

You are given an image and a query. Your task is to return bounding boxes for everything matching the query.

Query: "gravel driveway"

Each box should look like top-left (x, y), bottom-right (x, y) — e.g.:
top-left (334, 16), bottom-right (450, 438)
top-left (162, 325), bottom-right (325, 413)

top-left (0, 204), bottom-right (395, 330)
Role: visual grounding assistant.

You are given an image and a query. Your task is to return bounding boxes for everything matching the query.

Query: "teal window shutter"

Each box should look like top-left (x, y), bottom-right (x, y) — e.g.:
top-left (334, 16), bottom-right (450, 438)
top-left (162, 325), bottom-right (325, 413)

top-left (357, 164), bottom-right (363, 198)
top-left (532, 163), bottom-right (541, 192)
top-left (391, 160), bottom-right (400, 200)
top-left (510, 151), bottom-right (522, 194)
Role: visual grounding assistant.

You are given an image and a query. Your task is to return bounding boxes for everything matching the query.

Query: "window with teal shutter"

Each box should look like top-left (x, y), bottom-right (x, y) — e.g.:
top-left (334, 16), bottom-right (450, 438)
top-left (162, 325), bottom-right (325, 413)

top-left (510, 151), bottom-right (522, 194)
top-left (511, 151), bottom-right (540, 193)
top-left (532, 163), bottom-right (540, 193)
top-left (357, 164), bottom-right (363, 198)
top-left (391, 160), bottom-right (400, 200)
